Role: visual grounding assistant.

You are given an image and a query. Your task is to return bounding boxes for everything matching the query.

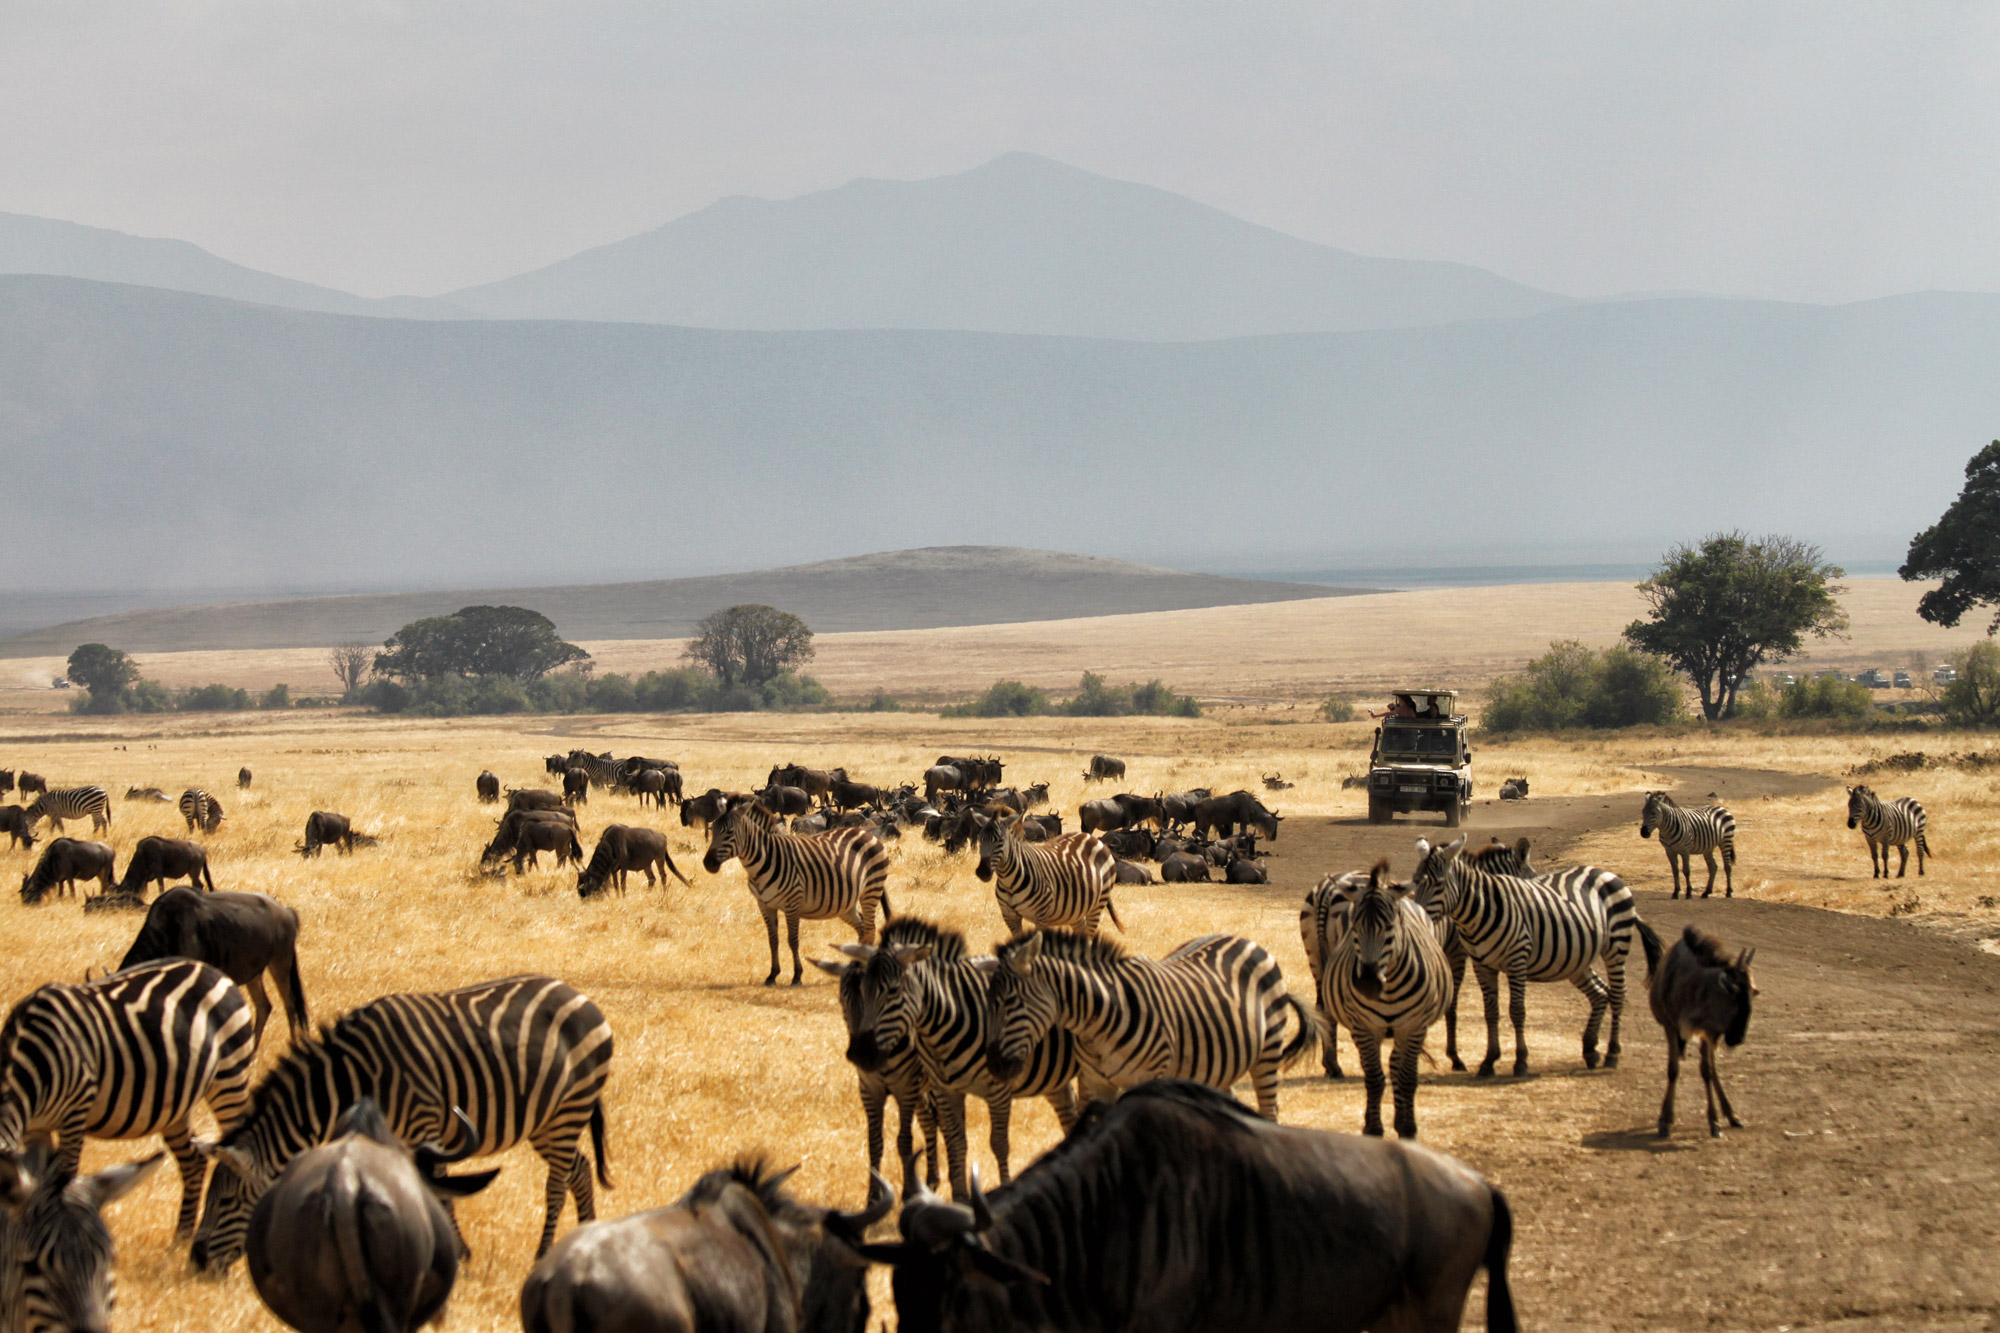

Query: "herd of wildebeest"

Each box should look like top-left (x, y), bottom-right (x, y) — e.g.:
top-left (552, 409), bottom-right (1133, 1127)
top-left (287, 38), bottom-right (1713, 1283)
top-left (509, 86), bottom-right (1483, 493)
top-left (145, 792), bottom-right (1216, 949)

top-left (0, 742), bottom-right (1941, 1333)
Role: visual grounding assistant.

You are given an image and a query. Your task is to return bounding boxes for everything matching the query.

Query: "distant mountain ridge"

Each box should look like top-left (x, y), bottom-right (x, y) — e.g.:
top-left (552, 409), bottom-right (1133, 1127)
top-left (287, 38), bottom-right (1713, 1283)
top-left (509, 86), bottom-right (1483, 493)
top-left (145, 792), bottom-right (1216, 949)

top-left (446, 152), bottom-right (1572, 338)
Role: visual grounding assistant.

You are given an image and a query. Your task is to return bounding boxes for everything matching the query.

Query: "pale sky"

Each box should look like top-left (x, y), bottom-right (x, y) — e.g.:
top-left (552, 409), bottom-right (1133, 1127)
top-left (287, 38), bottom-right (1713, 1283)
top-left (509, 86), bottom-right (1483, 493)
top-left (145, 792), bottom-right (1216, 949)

top-left (4, 2), bottom-right (1996, 303)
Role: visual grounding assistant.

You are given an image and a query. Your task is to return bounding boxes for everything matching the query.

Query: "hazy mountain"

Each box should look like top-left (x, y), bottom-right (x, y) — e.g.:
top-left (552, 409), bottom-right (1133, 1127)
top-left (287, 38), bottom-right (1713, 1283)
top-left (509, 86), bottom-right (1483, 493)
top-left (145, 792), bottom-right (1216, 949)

top-left (0, 547), bottom-right (1360, 655)
top-left (447, 153), bottom-right (1571, 339)
top-left (0, 212), bottom-right (467, 319)
top-left (3, 275), bottom-right (1993, 596)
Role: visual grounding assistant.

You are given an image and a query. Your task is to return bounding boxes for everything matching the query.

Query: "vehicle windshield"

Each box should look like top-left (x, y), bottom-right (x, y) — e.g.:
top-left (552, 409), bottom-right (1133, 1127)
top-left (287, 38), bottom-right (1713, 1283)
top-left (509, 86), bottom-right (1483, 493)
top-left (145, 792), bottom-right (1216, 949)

top-left (1380, 725), bottom-right (1458, 759)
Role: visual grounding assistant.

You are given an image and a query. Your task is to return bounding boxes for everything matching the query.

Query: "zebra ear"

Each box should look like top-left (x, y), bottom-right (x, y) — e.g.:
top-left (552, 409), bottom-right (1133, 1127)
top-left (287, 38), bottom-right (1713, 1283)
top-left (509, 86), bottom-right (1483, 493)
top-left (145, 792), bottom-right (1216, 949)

top-left (80, 1153), bottom-right (164, 1209)
top-left (811, 957), bottom-right (849, 979)
top-left (1006, 934), bottom-right (1043, 974)
top-left (890, 944), bottom-right (933, 966)
top-left (835, 943), bottom-right (876, 962)
top-left (1413, 838), bottom-right (1432, 858)
top-left (969, 957), bottom-right (1001, 975)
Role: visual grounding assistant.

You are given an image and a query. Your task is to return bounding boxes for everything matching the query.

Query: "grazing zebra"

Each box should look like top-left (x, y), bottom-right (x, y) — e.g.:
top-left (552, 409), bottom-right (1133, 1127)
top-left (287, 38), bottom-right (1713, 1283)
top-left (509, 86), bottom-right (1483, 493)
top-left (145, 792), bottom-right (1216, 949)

top-left (565, 751), bottom-right (623, 790)
top-left (700, 798), bottom-right (890, 986)
top-left (816, 916), bottom-right (1079, 1199)
top-left (190, 973), bottom-right (614, 1272)
top-left (1412, 836), bottom-right (1662, 1078)
top-left (982, 929), bottom-right (1317, 1121)
top-left (972, 815), bottom-right (1121, 936)
top-left (1640, 791), bottom-right (1736, 898)
top-left (22, 787), bottom-right (110, 836)
top-left (1846, 784), bottom-right (1930, 878)
top-left (1312, 863), bottom-right (1454, 1138)
top-left (813, 931), bottom-right (941, 1200)
top-left (179, 787), bottom-right (225, 836)
top-left (0, 958), bottom-right (258, 1239)
top-left (0, 1143), bottom-right (165, 1333)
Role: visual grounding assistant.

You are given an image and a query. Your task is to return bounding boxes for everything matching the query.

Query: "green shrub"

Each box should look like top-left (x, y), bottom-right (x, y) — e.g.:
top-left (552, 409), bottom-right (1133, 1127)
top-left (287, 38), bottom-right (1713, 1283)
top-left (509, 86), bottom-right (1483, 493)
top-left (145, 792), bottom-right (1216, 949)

top-left (634, 668), bottom-right (714, 711)
top-left (1731, 679), bottom-right (1778, 720)
top-left (760, 672), bottom-right (830, 710)
top-left (1319, 694), bottom-right (1356, 723)
top-left (1059, 672), bottom-right (1201, 718)
top-left (359, 679), bottom-right (410, 713)
top-left (1484, 641), bottom-right (1685, 732)
top-left (944, 680), bottom-right (1051, 718)
top-left (1944, 641), bottom-right (2000, 725)
top-left (260, 683), bottom-right (291, 709)
top-left (1778, 675), bottom-right (1873, 720)
top-left (862, 689), bottom-right (901, 712)
top-left (583, 673), bottom-right (636, 712)
top-left (182, 683), bottom-right (252, 712)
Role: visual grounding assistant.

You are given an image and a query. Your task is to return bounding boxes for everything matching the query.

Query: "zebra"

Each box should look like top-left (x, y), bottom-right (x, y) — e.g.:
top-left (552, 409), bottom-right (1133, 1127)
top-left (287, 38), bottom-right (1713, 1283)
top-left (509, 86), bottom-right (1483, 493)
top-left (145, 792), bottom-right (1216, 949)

top-left (700, 797), bottom-right (891, 986)
top-left (0, 958), bottom-right (258, 1240)
top-left (972, 815), bottom-right (1121, 936)
top-left (1640, 790), bottom-right (1736, 898)
top-left (178, 787), bottom-right (225, 836)
top-left (1846, 784), bottom-right (1930, 878)
top-left (1302, 868), bottom-right (1474, 1077)
top-left (1313, 862), bottom-right (1454, 1139)
top-left (0, 1143), bottom-right (164, 1333)
top-left (813, 929), bottom-right (941, 1201)
top-left (816, 916), bottom-right (1079, 1199)
top-left (21, 788), bottom-right (110, 836)
top-left (565, 751), bottom-right (623, 790)
top-left (1412, 836), bottom-right (1662, 1078)
top-left (981, 928), bottom-right (1318, 1122)
top-left (190, 973), bottom-right (614, 1273)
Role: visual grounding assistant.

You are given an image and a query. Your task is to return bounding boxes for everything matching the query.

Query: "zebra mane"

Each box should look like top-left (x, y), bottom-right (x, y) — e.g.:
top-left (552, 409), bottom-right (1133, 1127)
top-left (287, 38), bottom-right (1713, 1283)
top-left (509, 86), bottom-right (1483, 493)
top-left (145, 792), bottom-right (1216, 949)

top-left (1000, 927), bottom-right (1128, 968)
top-left (224, 1023), bottom-right (349, 1141)
top-left (880, 915), bottom-right (968, 963)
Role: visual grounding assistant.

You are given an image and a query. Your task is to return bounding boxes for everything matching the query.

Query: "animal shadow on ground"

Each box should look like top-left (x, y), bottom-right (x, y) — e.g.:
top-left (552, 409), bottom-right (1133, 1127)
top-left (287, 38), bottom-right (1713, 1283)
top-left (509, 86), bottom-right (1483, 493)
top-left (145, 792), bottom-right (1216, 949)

top-left (1581, 1126), bottom-right (1694, 1154)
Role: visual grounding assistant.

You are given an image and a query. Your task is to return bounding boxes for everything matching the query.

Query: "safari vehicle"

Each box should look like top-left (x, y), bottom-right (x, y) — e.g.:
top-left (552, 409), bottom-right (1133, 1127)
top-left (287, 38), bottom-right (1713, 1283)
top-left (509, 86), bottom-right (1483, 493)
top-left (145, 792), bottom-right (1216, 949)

top-left (1365, 689), bottom-right (1471, 827)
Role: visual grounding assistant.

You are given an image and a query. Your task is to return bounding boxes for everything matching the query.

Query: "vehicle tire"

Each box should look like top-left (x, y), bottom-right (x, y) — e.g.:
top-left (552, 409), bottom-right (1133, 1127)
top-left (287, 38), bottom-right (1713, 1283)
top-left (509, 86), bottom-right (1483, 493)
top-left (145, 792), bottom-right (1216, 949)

top-left (1367, 795), bottom-right (1390, 825)
top-left (1444, 801), bottom-right (1463, 829)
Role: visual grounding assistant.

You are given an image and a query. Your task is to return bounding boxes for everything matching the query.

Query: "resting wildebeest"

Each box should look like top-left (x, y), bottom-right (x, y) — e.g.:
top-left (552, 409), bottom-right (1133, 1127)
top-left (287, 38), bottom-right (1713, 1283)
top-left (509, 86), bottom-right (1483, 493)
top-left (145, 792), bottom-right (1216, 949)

top-left (118, 888), bottom-right (310, 1046)
top-left (484, 810), bottom-right (584, 875)
top-left (298, 811), bottom-right (361, 858)
top-left (0, 805), bottom-right (35, 850)
top-left (864, 1079), bottom-right (1517, 1333)
top-left (563, 767), bottom-right (591, 806)
top-left (1158, 852), bottom-right (1211, 883)
top-left (521, 1158), bottom-right (892, 1333)
top-left (577, 825), bottom-right (692, 899)
top-left (1113, 858), bottom-right (1156, 885)
top-left (1082, 753), bottom-right (1125, 783)
top-left (125, 786), bottom-right (172, 802)
top-left (20, 838), bottom-right (115, 904)
top-left (476, 770), bottom-right (501, 802)
top-left (0, 1142), bottom-right (164, 1333)
top-left (1262, 772), bottom-right (1295, 790)
top-left (1498, 777), bottom-right (1529, 801)
top-left (507, 787), bottom-right (567, 813)
top-left (1651, 925), bottom-right (1757, 1139)
top-left (1098, 828), bottom-right (1154, 859)
top-left (1224, 856), bottom-right (1270, 884)
top-left (1191, 789), bottom-right (1282, 841)
top-left (238, 766), bottom-right (253, 789)
top-left (115, 835), bottom-right (217, 897)
top-left (245, 1101), bottom-right (499, 1333)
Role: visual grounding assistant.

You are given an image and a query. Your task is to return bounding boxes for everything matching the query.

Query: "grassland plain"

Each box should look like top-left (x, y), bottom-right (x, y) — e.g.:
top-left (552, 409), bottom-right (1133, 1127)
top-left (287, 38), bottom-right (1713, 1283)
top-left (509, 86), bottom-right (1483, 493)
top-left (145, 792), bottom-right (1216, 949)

top-left (1, 709), bottom-right (1998, 1330)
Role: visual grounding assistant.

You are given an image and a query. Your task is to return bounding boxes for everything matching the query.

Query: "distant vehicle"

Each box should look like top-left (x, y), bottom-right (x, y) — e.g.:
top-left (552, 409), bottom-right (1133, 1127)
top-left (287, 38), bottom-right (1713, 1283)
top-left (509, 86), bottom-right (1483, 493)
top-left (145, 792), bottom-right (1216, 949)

top-left (1858, 669), bottom-right (1892, 689)
top-left (1936, 666), bottom-right (1959, 685)
top-left (51, 677), bottom-right (70, 689)
top-left (1769, 673), bottom-right (1797, 688)
top-left (1894, 672), bottom-right (1913, 689)
top-left (1815, 669), bottom-right (1846, 681)
top-left (1365, 689), bottom-right (1471, 828)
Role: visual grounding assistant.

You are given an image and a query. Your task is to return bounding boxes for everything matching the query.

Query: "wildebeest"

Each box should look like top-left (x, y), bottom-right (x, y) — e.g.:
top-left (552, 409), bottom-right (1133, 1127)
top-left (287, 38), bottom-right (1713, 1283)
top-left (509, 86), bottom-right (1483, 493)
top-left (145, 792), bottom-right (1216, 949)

top-left (1158, 851), bottom-right (1211, 883)
top-left (545, 754), bottom-right (569, 778)
top-left (1223, 856), bottom-right (1269, 884)
top-left (1078, 799), bottom-right (1131, 835)
top-left (1113, 858), bottom-right (1156, 885)
top-left (1082, 753), bottom-right (1125, 783)
top-left (864, 1079), bottom-right (1518, 1333)
top-left (1158, 788), bottom-right (1212, 829)
top-left (923, 764), bottom-right (966, 805)
top-left (1098, 827), bottom-right (1152, 859)
top-left (1191, 789), bottom-right (1282, 841)
top-left (0, 1142), bottom-right (164, 1333)
top-left (767, 763), bottom-right (835, 801)
top-left (936, 756), bottom-right (1002, 791)
top-left (238, 766), bottom-right (253, 789)
top-left (125, 786), bottom-right (172, 802)
top-left (507, 787), bottom-right (567, 813)
top-left (0, 805), bottom-right (35, 851)
top-left (631, 767), bottom-right (682, 809)
top-left (20, 838), bottom-right (115, 904)
top-left (484, 810), bottom-right (585, 875)
top-left (614, 756), bottom-right (679, 791)
top-left (115, 835), bottom-right (217, 898)
top-left (829, 775), bottom-right (885, 812)
top-left (476, 770), bottom-right (501, 802)
top-left (0, 769), bottom-right (11, 796)
top-left (16, 772), bottom-right (46, 798)
top-left (298, 811), bottom-right (361, 858)
top-left (757, 783), bottom-right (813, 817)
top-left (521, 1158), bottom-right (892, 1333)
top-left (577, 825), bottom-right (692, 899)
top-left (563, 767), bottom-right (591, 806)
top-left (119, 888), bottom-right (310, 1046)
top-left (681, 788), bottom-right (737, 831)
top-left (1498, 777), bottom-right (1529, 801)
top-left (1262, 772), bottom-right (1294, 790)
top-left (245, 1100), bottom-right (499, 1333)
top-left (1651, 925), bottom-right (1756, 1139)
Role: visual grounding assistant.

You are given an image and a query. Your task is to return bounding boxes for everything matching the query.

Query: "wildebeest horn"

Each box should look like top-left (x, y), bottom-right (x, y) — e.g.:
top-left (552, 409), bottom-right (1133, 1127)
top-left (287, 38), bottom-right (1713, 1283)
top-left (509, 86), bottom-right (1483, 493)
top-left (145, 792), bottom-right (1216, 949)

top-left (416, 1108), bottom-right (481, 1173)
top-left (968, 1166), bottom-right (994, 1232)
top-left (839, 1169), bottom-right (897, 1230)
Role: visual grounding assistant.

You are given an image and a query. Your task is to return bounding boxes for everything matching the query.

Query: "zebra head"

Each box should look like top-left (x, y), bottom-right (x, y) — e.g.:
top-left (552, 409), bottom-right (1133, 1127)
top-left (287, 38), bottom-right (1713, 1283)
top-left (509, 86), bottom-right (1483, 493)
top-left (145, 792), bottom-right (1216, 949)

top-left (1, 1143), bottom-right (163, 1333)
top-left (1346, 862), bottom-right (1412, 1000)
top-left (969, 815), bottom-right (1007, 882)
top-left (188, 1135), bottom-right (278, 1274)
top-left (701, 800), bottom-right (752, 874)
top-left (812, 941), bottom-right (924, 1073)
top-left (1408, 837), bottom-right (1470, 912)
top-left (1845, 785), bottom-right (1873, 829)
top-left (1639, 790), bottom-right (1673, 839)
top-left (978, 932), bottom-right (1071, 1084)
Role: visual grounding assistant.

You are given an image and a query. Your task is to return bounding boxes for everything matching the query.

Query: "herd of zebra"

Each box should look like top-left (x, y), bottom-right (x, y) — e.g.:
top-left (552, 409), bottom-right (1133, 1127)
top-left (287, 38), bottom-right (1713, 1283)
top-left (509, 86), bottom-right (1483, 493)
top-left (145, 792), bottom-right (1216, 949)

top-left (0, 749), bottom-right (1934, 1332)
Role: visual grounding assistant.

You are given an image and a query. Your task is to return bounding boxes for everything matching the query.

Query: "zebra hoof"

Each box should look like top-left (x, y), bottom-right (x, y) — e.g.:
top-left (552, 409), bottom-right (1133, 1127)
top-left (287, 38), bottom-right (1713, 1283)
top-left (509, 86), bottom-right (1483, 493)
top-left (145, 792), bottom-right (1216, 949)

top-left (1602, 1053), bottom-right (1619, 1069)
top-left (1362, 1121), bottom-right (1384, 1137)
top-left (1512, 1062), bottom-right (1530, 1078)
top-left (763, 976), bottom-right (778, 987)
top-left (1582, 1050), bottom-right (1600, 1070)
top-left (1449, 1057), bottom-right (1466, 1072)
top-left (1656, 1122), bottom-right (1672, 1138)
top-left (1475, 1063), bottom-right (1497, 1079)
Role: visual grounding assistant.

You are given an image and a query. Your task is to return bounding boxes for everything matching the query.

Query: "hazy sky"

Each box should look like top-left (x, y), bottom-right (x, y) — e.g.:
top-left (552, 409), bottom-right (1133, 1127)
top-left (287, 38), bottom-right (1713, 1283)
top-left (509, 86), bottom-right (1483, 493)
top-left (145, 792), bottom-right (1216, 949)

top-left (4, 2), bottom-right (1996, 303)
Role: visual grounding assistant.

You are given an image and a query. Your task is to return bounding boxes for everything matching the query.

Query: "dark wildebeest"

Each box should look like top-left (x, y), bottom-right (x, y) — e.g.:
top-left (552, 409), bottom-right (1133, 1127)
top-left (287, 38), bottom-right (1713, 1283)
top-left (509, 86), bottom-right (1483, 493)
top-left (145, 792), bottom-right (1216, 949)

top-left (862, 1079), bottom-right (1517, 1333)
top-left (615, 756), bottom-right (678, 792)
top-left (829, 776), bottom-right (885, 812)
top-left (521, 1158), bottom-right (891, 1333)
top-left (0, 805), bottom-right (36, 851)
top-left (20, 839), bottom-right (115, 904)
top-left (923, 764), bottom-right (965, 805)
top-left (115, 836), bottom-right (217, 898)
top-left (1099, 828), bottom-right (1154, 859)
top-left (1078, 799), bottom-right (1132, 835)
top-left (631, 767), bottom-right (682, 809)
top-left (484, 811), bottom-right (584, 875)
top-left (793, 812), bottom-right (831, 835)
top-left (245, 1100), bottom-right (499, 1333)
top-left (16, 772), bottom-right (47, 798)
top-left (1113, 859), bottom-right (1156, 885)
top-left (577, 825), bottom-right (691, 899)
top-left (1262, 772), bottom-right (1295, 791)
top-left (119, 888), bottom-right (309, 1045)
top-left (1159, 852), bottom-right (1211, 883)
top-left (757, 784), bottom-right (813, 817)
top-left (125, 786), bottom-right (172, 802)
top-left (507, 787), bottom-right (567, 814)
top-left (1158, 788), bottom-right (1212, 829)
top-left (1224, 856), bottom-right (1270, 884)
top-left (681, 788), bottom-right (736, 832)
top-left (476, 771), bottom-right (501, 803)
top-left (0, 1142), bottom-right (164, 1333)
top-left (1191, 790), bottom-right (1282, 842)
top-left (563, 767), bottom-right (591, 806)
top-left (544, 754), bottom-right (569, 778)
top-left (1082, 754), bottom-right (1124, 783)
top-left (1498, 778), bottom-right (1529, 801)
top-left (768, 763), bottom-right (835, 801)
top-left (238, 766), bottom-right (253, 789)
top-left (298, 811), bottom-right (359, 858)
top-left (1651, 925), bottom-right (1757, 1139)
top-left (0, 769), bottom-right (12, 796)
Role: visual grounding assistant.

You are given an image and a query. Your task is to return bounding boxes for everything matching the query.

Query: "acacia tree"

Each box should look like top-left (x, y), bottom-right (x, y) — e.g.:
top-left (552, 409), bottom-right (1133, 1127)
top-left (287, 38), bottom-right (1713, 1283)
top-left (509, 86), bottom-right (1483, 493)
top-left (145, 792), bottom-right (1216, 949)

top-left (1902, 440), bottom-right (2000, 632)
top-left (683, 605), bottom-right (814, 688)
top-left (327, 643), bottom-right (373, 695)
top-left (67, 642), bottom-right (139, 713)
top-left (374, 605), bottom-right (588, 682)
top-left (1624, 533), bottom-right (1848, 720)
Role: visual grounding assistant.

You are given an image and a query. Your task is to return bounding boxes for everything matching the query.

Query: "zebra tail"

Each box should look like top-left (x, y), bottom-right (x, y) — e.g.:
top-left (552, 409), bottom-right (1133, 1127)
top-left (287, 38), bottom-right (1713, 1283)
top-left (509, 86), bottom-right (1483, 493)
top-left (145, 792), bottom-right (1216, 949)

top-left (1636, 916), bottom-right (1664, 980)
top-left (1275, 991), bottom-right (1324, 1072)
top-left (589, 1099), bottom-right (613, 1190)
top-left (1919, 829), bottom-right (1932, 856)
top-left (1483, 1186), bottom-right (1519, 1333)
top-left (880, 889), bottom-right (894, 920)
top-left (1104, 893), bottom-right (1124, 933)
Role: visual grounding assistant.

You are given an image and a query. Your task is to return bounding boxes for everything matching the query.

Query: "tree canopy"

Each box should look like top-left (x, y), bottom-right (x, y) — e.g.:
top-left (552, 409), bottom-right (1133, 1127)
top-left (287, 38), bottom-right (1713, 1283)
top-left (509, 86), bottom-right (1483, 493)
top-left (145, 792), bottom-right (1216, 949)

top-left (374, 605), bottom-right (588, 682)
top-left (1902, 440), bottom-right (2000, 632)
top-left (66, 642), bottom-right (138, 711)
top-left (1483, 640), bottom-right (1684, 732)
top-left (683, 605), bottom-right (814, 688)
top-left (1623, 533), bottom-right (1848, 720)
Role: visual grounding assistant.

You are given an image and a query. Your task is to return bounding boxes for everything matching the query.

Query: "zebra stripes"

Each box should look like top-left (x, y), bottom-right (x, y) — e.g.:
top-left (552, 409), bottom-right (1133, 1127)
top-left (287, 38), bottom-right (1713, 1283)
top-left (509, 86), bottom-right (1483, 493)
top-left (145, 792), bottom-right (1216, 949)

top-left (819, 916), bottom-right (1078, 1199)
top-left (178, 788), bottom-right (224, 836)
top-left (701, 798), bottom-right (891, 986)
top-left (815, 931), bottom-right (940, 1200)
top-left (565, 751), bottom-right (623, 790)
top-left (0, 958), bottom-right (257, 1240)
top-left (1640, 791), bottom-right (1736, 899)
top-left (1846, 784), bottom-right (1929, 878)
top-left (190, 973), bottom-right (613, 1272)
top-left (973, 816), bottom-right (1121, 936)
top-left (1305, 864), bottom-right (1454, 1137)
top-left (1302, 869), bottom-right (1473, 1076)
top-left (22, 788), bottom-right (110, 836)
top-left (1412, 836), bottom-right (1662, 1078)
top-left (1, 1144), bottom-right (164, 1333)
top-left (983, 929), bottom-right (1317, 1122)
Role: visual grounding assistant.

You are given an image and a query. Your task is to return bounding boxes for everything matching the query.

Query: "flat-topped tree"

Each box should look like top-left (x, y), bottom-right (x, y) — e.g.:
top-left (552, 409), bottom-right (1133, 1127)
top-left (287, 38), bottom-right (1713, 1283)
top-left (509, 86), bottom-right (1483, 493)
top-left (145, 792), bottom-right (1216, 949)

top-left (373, 605), bottom-right (588, 682)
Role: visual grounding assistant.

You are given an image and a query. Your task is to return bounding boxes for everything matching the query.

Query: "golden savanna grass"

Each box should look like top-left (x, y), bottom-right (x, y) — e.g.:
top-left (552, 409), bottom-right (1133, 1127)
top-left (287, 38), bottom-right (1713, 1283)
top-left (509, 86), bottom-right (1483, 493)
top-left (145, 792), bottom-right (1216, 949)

top-left (0, 706), bottom-right (1993, 1331)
